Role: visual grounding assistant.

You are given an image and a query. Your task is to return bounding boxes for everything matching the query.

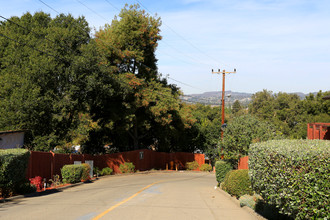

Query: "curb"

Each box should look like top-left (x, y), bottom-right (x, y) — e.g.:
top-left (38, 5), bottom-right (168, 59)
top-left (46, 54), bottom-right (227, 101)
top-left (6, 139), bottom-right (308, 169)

top-left (1, 171), bottom-right (213, 203)
top-left (0, 179), bottom-right (96, 203)
top-left (216, 187), bottom-right (267, 220)
top-left (0, 171), bottom-right (158, 203)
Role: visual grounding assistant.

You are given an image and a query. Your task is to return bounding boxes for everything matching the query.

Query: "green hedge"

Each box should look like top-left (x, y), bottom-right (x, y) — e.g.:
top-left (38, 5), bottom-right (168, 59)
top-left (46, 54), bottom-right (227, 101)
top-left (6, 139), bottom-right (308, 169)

top-left (119, 162), bottom-right (135, 173)
top-left (61, 163), bottom-right (90, 183)
top-left (185, 161), bottom-right (199, 170)
top-left (215, 160), bottom-right (232, 184)
top-left (100, 167), bottom-right (113, 175)
top-left (199, 164), bottom-right (212, 172)
top-left (221, 169), bottom-right (253, 198)
top-left (249, 139), bottom-right (330, 219)
top-left (0, 149), bottom-right (30, 198)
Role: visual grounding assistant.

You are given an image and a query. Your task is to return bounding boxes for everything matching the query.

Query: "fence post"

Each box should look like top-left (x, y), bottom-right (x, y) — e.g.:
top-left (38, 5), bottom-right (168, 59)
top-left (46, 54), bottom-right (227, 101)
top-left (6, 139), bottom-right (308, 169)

top-left (50, 151), bottom-right (55, 178)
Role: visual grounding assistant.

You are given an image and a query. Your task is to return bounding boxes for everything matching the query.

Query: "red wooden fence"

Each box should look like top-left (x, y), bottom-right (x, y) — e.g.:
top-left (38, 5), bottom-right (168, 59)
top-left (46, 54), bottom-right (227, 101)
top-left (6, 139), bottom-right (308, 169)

top-left (307, 123), bottom-right (330, 140)
top-left (27, 149), bottom-right (205, 180)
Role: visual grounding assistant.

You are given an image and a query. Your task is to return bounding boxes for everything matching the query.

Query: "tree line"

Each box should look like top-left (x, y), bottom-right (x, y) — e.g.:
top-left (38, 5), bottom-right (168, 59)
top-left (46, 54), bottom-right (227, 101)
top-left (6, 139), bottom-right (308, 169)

top-left (1, 5), bottom-right (329, 160)
top-left (0, 5), bottom-right (222, 155)
top-left (221, 89), bottom-right (330, 165)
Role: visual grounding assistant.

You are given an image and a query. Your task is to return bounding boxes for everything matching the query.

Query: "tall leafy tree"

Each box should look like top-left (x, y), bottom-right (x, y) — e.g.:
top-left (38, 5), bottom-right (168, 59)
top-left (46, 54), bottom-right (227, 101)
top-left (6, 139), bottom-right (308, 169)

top-left (91, 4), bottom-right (193, 152)
top-left (95, 4), bottom-right (162, 81)
top-left (0, 12), bottom-right (93, 151)
top-left (221, 115), bottom-right (281, 167)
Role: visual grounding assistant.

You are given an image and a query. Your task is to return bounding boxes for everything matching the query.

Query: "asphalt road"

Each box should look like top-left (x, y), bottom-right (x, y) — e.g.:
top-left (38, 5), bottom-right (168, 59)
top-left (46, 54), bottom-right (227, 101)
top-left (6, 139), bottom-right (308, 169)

top-left (0, 172), bottom-right (259, 220)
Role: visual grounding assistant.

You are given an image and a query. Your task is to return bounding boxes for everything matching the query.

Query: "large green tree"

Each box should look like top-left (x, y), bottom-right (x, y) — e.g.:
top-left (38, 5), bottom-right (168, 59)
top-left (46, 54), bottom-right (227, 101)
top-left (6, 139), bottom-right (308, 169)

top-left (0, 12), bottom-right (95, 151)
top-left (95, 4), bottom-right (162, 81)
top-left (221, 115), bottom-right (281, 167)
top-left (88, 4), bottom-right (199, 153)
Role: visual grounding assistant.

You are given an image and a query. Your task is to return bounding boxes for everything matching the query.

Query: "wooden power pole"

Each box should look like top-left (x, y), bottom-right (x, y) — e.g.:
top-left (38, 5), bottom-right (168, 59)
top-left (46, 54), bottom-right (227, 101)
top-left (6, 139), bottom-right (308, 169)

top-left (212, 68), bottom-right (236, 139)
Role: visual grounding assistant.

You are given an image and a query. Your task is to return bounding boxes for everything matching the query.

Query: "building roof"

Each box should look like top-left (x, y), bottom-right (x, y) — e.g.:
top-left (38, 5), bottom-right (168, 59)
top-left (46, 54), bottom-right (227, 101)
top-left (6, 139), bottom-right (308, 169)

top-left (0, 130), bottom-right (26, 135)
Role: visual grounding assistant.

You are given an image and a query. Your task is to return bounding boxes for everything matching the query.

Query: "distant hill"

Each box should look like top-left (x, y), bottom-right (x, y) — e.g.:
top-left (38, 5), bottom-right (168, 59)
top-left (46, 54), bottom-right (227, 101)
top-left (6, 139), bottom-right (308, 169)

top-left (180, 91), bottom-right (315, 106)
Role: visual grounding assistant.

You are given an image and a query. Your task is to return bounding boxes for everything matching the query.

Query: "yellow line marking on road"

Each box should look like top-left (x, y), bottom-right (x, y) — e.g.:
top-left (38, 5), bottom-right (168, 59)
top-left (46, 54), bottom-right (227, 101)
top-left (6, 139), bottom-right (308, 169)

top-left (92, 180), bottom-right (163, 220)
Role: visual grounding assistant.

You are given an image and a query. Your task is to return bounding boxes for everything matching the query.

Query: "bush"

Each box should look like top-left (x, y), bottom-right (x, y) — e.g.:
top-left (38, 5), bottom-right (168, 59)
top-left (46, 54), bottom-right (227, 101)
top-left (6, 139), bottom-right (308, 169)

top-left (215, 160), bottom-right (232, 184)
top-left (239, 194), bottom-right (262, 210)
top-left (249, 139), bottom-right (330, 219)
top-left (0, 149), bottom-right (30, 198)
top-left (93, 167), bottom-right (101, 176)
top-left (61, 164), bottom-right (84, 183)
top-left (49, 175), bottom-right (61, 188)
top-left (119, 162), bottom-right (135, 173)
top-left (221, 169), bottom-right (253, 198)
top-left (81, 163), bottom-right (91, 181)
top-left (199, 164), bottom-right (212, 172)
top-left (185, 161), bottom-right (199, 170)
top-left (29, 176), bottom-right (43, 191)
top-left (100, 167), bottom-right (113, 175)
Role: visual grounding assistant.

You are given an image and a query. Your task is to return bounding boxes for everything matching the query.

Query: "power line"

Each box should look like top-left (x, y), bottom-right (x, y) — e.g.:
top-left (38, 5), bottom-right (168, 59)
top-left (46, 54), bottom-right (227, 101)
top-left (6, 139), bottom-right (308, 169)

top-left (0, 19), bottom-right (177, 103)
top-left (104, 0), bottom-right (121, 12)
top-left (38, 0), bottom-right (60, 14)
top-left (167, 77), bottom-right (203, 91)
top-left (1, 28), bottom-right (206, 105)
top-left (35, 0), bottom-right (205, 96)
top-left (135, 0), bottom-right (233, 69)
top-left (71, 1), bottom-right (206, 92)
top-left (75, 0), bottom-right (111, 23)
top-left (0, 32), bottom-right (60, 60)
top-left (104, 0), bottom-right (213, 67)
top-left (0, 15), bottom-right (73, 54)
top-left (159, 40), bottom-right (212, 66)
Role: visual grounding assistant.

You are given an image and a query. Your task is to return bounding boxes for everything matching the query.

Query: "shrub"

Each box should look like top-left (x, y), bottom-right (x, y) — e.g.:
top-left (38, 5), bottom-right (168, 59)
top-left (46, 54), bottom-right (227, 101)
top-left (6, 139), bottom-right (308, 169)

top-left (199, 164), bottom-right (212, 172)
top-left (185, 161), bottom-right (199, 170)
top-left (239, 194), bottom-right (262, 210)
top-left (215, 160), bottom-right (232, 184)
top-left (221, 169), bottom-right (253, 198)
top-left (93, 167), bottom-right (101, 176)
top-left (100, 167), bottom-right (113, 175)
top-left (0, 149), bottom-right (30, 198)
top-left (119, 162), bottom-right (135, 173)
top-left (29, 176), bottom-right (43, 191)
top-left (249, 139), bottom-right (330, 219)
top-left (61, 164), bottom-right (84, 183)
top-left (81, 163), bottom-right (91, 181)
top-left (49, 175), bottom-right (61, 187)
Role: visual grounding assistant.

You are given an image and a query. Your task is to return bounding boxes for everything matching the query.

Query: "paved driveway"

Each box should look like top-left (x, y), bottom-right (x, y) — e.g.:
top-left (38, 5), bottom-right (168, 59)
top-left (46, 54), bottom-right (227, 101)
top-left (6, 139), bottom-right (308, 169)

top-left (0, 172), bottom-right (259, 220)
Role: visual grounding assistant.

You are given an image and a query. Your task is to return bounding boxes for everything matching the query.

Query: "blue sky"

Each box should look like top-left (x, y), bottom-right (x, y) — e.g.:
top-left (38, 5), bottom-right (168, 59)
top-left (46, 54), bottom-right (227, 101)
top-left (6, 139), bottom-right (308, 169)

top-left (1, 0), bottom-right (329, 95)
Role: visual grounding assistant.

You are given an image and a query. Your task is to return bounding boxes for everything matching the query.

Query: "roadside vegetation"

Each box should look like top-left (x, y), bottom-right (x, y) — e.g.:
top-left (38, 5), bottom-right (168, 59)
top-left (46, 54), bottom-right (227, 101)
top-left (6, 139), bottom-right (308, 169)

top-left (1, 4), bottom-right (329, 218)
top-left (0, 4), bottom-right (329, 160)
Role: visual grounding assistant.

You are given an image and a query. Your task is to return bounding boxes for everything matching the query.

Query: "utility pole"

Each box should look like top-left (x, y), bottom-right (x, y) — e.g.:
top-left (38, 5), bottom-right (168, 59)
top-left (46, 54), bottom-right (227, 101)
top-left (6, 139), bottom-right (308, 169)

top-left (212, 69), bottom-right (236, 139)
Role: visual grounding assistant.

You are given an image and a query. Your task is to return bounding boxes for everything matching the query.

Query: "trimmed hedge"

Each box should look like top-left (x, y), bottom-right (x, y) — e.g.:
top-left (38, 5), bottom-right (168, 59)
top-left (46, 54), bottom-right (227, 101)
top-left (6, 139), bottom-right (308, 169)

top-left (0, 149), bottom-right (30, 197)
top-left (119, 162), bottom-right (135, 173)
top-left (81, 163), bottom-right (91, 181)
top-left (185, 161), bottom-right (199, 170)
top-left (221, 169), bottom-right (253, 198)
top-left (199, 164), bottom-right (212, 172)
top-left (249, 139), bottom-right (330, 219)
top-left (61, 163), bottom-right (90, 183)
top-left (215, 160), bottom-right (232, 184)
